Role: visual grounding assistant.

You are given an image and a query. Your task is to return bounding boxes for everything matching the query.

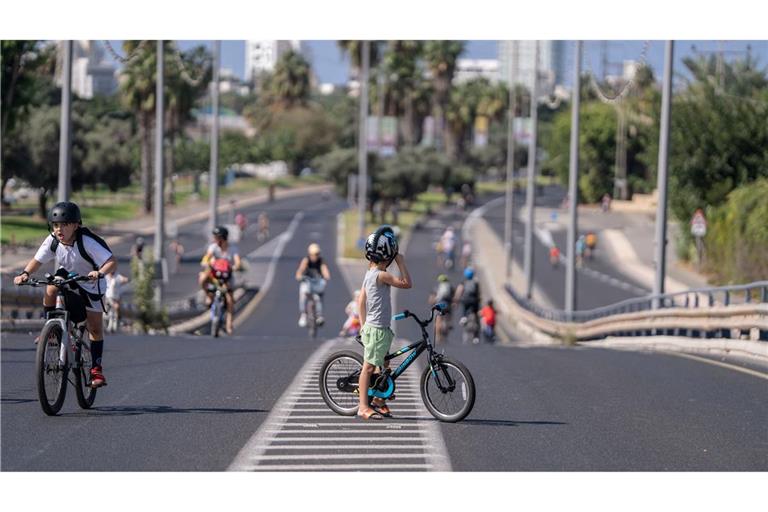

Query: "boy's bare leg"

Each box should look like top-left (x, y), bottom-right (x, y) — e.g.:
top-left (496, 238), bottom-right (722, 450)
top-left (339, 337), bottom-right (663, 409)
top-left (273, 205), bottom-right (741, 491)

top-left (358, 362), bottom-right (377, 416)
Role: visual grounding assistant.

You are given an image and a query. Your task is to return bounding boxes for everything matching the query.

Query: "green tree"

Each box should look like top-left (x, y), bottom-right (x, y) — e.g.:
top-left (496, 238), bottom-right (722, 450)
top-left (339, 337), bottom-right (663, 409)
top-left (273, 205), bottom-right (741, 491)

top-left (704, 178), bottom-right (768, 284)
top-left (544, 101), bottom-right (617, 203)
top-left (1, 41), bottom-right (56, 204)
top-left (16, 105), bottom-right (88, 217)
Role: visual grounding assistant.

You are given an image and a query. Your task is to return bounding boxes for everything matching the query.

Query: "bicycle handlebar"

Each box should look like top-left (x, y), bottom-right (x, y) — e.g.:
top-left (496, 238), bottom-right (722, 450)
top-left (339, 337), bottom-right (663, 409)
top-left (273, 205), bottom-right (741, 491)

top-left (17, 272), bottom-right (96, 288)
top-left (391, 303), bottom-right (448, 327)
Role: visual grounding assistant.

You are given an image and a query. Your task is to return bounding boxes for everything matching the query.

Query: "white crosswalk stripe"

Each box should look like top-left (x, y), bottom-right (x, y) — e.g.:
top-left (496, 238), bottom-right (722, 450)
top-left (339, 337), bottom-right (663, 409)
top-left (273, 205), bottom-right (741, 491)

top-left (228, 337), bottom-right (452, 471)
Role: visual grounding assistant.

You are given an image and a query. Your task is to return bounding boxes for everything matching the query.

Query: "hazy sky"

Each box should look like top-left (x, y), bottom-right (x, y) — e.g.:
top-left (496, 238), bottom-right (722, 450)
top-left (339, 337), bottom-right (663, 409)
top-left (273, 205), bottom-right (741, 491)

top-left (105, 40), bottom-right (768, 86)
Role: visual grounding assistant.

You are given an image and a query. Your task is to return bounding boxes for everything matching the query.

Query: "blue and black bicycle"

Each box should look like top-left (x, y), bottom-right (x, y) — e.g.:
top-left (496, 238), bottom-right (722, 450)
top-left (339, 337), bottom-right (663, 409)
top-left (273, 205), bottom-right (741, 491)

top-left (319, 303), bottom-right (476, 423)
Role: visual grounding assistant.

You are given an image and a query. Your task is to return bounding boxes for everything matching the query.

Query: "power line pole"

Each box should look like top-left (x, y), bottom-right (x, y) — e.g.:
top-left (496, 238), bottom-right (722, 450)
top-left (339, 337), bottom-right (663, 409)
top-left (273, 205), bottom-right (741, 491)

top-left (523, 41), bottom-right (540, 300)
top-left (208, 40), bottom-right (221, 234)
top-left (565, 40), bottom-right (582, 316)
top-left (57, 40), bottom-right (73, 202)
top-left (154, 40), bottom-right (166, 303)
top-left (653, 40), bottom-right (674, 308)
top-left (357, 40), bottom-right (370, 245)
top-left (504, 41), bottom-right (518, 280)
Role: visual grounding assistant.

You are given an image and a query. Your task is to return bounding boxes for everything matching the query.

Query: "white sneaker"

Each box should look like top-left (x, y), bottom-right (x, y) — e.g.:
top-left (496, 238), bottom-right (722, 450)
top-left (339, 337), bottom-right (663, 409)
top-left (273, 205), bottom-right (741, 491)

top-left (298, 314), bottom-right (307, 327)
top-left (317, 316), bottom-right (325, 326)
top-left (459, 316), bottom-right (467, 326)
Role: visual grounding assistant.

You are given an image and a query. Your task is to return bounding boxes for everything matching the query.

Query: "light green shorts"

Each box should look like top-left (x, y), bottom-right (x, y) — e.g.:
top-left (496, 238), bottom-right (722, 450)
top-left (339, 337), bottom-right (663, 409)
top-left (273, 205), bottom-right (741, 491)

top-left (361, 324), bottom-right (394, 367)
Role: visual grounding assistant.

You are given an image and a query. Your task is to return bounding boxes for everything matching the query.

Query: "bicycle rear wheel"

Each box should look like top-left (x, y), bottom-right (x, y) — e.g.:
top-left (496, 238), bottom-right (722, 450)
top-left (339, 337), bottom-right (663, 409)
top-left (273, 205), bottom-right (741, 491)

top-left (35, 322), bottom-right (68, 416)
top-left (74, 339), bottom-right (97, 409)
top-left (319, 350), bottom-right (363, 416)
top-left (420, 357), bottom-right (475, 422)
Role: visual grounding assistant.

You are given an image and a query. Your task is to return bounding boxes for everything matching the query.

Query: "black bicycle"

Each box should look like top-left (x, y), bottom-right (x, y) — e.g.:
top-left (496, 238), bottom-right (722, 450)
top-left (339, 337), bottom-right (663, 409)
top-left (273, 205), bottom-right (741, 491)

top-left (319, 303), bottom-right (476, 423)
top-left (20, 272), bottom-right (100, 415)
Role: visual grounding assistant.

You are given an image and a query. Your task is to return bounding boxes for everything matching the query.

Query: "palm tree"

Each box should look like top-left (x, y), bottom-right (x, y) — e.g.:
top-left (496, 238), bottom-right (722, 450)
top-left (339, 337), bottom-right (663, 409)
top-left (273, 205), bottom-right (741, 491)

top-left (120, 40), bottom-right (158, 213)
top-left (268, 49), bottom-right (311, 110)
top-left (382, 41), bottom-right (424, 146)
top-left (423, 41), bottom-right (465, 151)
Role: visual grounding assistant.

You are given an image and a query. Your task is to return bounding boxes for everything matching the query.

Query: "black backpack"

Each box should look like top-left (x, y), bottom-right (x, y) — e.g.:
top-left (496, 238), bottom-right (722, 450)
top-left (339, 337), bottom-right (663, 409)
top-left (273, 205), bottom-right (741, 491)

top-left (49, 227), bottom-right (112, 271)
top-left (461, 279), bottom-right (480, 305)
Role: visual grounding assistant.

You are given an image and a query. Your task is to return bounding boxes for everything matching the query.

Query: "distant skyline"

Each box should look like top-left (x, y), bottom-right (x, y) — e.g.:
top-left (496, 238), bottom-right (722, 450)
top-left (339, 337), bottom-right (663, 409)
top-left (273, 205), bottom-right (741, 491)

top-left (103, 40), bottom-right (767, 87)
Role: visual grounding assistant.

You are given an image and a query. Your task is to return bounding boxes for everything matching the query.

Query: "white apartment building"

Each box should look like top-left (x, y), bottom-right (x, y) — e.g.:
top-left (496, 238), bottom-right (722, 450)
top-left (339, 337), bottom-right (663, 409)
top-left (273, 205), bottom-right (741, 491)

top-left (498, 40), bottom-right (567, 95)
top-left (244, 40), bottom-right (302, 83)
top-left (57, 41), bottom-right (118, 98)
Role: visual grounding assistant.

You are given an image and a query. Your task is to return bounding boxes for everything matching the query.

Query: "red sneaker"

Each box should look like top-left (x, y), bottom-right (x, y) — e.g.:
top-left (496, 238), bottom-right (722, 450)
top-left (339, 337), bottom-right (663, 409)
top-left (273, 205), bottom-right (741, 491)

top-left (90, 366), bottom-right (107, 388)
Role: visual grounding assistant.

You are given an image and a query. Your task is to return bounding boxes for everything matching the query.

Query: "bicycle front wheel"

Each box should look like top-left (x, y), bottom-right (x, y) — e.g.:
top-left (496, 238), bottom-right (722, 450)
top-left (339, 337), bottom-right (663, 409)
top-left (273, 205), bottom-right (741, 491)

top-left (420, 357), bottom-right (475, 423)
top-left (74, 340), bottom-right (97, 409)
top-left (319, 350), bottom-right (363, 416)
top-left (35, 322), bottom-right (68, 416)
top-left (211, 299), bottom-right (222, 338)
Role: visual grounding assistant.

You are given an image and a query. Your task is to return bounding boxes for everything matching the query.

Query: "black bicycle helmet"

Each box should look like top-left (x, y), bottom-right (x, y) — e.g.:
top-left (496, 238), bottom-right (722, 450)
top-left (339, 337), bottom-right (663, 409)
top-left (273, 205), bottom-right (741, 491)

top-left (212, 225), bottom-right (229, 241)
top-left (48, 201), bottom-right (82, 224)
top-left (365, 225), bottom-right (398, 264)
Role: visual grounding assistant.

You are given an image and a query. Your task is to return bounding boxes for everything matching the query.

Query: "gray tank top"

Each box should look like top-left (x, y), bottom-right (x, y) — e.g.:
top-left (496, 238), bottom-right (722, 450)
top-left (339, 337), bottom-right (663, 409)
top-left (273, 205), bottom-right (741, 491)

top-left (363, 268), bottom-right (391, 328)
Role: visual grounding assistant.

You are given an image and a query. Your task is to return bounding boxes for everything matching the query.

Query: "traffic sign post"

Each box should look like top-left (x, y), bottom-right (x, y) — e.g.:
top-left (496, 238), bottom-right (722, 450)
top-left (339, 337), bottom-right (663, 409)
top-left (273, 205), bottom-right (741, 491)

top-left (691, 209), bottom-right (707, 270)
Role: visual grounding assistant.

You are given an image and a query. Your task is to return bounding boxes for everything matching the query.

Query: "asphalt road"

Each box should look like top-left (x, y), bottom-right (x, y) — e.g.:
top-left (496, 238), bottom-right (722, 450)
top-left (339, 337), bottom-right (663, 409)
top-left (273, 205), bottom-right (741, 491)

top-left (481, 186), bottom-right (649, 310)
top-left (2, 192), bottom-right (766, 471)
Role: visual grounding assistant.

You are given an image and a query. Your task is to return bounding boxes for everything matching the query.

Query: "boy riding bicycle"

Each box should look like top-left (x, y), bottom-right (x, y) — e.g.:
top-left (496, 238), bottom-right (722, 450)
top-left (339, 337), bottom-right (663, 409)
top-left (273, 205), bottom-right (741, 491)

top-left (357, 226), bottom-right (412, 420)
top-left (199, 226), bottom-right (241, 335)
top-left (13, 201), bottom-right (116, 388)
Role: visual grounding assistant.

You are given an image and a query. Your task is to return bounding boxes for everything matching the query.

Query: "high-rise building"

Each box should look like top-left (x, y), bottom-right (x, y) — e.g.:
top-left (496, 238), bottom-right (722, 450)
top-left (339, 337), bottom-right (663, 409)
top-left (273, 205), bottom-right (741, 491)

top-left (56, 41), bottom-right (118, 98)
top-left (244, 40), bottom-right (302, 84)
top-left (499, 40), bottom-right (566, 95)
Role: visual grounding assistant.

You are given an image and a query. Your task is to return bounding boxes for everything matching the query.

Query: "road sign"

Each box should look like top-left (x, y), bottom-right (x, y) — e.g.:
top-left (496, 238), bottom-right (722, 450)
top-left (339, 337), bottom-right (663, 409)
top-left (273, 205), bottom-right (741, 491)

top-left (691, 210), bottom-right (707, 238)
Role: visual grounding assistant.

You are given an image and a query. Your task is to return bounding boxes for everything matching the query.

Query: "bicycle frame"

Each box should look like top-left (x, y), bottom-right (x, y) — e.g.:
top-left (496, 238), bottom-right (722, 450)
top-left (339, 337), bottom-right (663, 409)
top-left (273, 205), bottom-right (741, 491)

top-left (358, 304), bottom-right (456, 398)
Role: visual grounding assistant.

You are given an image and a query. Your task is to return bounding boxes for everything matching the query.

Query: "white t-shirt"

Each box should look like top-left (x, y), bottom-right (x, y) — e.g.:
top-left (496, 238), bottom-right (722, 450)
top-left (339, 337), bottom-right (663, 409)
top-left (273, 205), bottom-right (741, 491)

top-left (34, 234), bottom-right (112, 295)
top-left (105, 273), bottom-right (127, 300)
top-left (441, 231), bottom-right (456, 252)
top-left (206, 243), bottom-right (239, 266)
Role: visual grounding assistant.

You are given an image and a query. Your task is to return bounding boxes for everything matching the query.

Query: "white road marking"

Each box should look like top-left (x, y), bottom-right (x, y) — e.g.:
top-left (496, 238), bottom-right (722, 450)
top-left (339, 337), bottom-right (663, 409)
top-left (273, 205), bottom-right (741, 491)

top-left (229, 338), bottom-right (452, 471)
top-left (664, 352), bottom-right (768, 381)
top-left (248, 464), bottom-right (433, 471)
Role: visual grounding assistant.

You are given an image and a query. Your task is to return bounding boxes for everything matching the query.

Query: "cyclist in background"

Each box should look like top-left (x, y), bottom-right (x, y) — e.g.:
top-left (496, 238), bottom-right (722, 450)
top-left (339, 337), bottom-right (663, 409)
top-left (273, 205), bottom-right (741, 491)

top-left (199, 226), bottom-right (241, 333)
top-left (105, 270), bottom-right (129, 333)
top-left (455, 267), bottom-right (481, 327)
top-left (295, 243), bottom-right (331, 327)
top-left (429, 274), bottom-right (455, 344)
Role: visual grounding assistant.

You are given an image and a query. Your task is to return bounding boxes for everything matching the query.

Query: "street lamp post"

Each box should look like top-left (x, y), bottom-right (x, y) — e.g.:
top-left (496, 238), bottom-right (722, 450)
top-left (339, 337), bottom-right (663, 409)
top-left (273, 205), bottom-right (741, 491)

top-left (357, 40), bottom-right (370, 245)
top-left (209, 40), bottom-right (221, 234)
top-left (504, 41), bottom-right (518, 280)
top-left (57, 40), bottom-right (73, 202)
top-left (523, 41), bottom-right (540, 299)
top-left (653, 40), bottom-right (675, 308)
top-left (565, 41), bottom-right (582, 316)
top-left (154, 40), bottom-right (166, 304)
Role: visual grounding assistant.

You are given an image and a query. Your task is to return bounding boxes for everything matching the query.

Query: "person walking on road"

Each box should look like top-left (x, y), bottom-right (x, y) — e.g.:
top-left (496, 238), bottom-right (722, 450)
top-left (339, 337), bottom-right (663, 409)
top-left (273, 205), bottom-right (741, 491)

top-left (357, 226), bottom-right (412, 420)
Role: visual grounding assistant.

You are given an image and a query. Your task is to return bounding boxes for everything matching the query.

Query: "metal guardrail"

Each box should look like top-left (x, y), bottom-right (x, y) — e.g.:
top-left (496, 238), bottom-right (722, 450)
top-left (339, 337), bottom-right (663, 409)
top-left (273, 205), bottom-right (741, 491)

top-left (506, 281), bottom-right (768, 324)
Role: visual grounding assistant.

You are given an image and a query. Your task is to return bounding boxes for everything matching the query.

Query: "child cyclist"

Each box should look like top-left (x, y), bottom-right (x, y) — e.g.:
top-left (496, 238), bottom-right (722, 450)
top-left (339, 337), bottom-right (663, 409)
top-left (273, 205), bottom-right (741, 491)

top-left (13, 201), bottom-right (116, 387)
top-left (357, 226), bottom-right (412, 420)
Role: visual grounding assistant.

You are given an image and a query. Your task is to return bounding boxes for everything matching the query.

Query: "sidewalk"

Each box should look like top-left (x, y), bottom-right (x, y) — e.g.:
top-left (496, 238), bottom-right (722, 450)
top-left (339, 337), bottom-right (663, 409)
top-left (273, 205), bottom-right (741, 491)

top-left (0, 182), bottom-right (332, 274)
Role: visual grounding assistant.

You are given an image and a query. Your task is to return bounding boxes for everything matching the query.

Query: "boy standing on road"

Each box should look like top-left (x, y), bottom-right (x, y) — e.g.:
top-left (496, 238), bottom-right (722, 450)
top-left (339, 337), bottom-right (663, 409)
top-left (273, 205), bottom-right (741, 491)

top-left (357, 226), bottom-right (412, 420)
top-left (13, 201), bottom-right (116, 387)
